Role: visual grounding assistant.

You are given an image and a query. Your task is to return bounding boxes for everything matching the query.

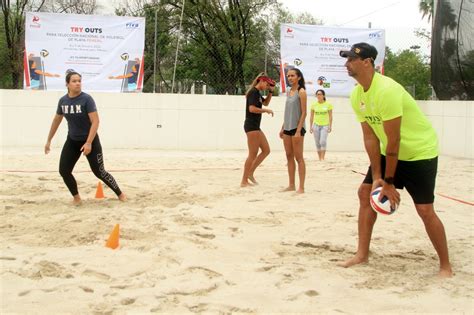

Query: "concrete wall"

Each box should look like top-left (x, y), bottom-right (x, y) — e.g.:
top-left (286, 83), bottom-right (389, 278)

top-left (1, 89), bottom-right (472, 158)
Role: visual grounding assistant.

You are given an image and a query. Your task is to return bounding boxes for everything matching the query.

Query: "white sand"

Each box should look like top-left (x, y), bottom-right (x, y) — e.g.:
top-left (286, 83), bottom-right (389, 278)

top-left (1, 148), bottom-right (473, 314)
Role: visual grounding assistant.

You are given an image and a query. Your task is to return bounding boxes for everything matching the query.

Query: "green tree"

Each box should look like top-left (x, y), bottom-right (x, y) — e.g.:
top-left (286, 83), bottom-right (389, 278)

top-left (0, 13), bottom-right (12, 88)
top-left (0, 0), bottom-right (45, 88)
top-left (384, 47), bottom-right (431, 100)
top-left (166, 0), bottom-right (274, 94)
top-left (419, 0), bottom-right (434, 23)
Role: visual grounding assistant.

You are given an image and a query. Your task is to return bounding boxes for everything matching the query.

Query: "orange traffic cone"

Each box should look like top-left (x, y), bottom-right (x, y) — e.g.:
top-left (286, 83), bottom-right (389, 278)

top-left (95, 181), bottom-right (105, 199)
top-left (105, 224), bottom-right (120, 249)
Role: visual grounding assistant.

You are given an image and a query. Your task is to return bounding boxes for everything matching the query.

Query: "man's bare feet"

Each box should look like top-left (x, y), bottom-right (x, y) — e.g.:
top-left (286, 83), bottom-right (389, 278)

top-left (240, 181), bottom-right (254, 188)
top-left (296, 188), bottom-right (304, 194)
top-left (118, 193), bottom-right (127, 202)
top-left (281, 186), bottom-right (295, 192)
top-left (248, 175), bottom-right (258, 185)
top-left (438, 267), bottom-right (453, 278)
top-left (337, 255), bottom-right (368, 268)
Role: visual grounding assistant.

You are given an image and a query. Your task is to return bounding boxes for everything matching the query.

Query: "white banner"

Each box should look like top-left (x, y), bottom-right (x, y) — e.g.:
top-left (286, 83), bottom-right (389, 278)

top-left (280, 24), bottom-right (385, 97)
top-left (24, 12), bottom-right (145, 92)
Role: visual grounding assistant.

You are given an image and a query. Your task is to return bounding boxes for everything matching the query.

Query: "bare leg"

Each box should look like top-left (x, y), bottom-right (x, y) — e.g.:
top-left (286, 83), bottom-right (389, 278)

top-left (339, 184), bottom-right (376, 267)
top-left (320, 150), bottom-right (326, 160)
top-left (317, 151), bottom-right (323, 161)
top-left (241, 131), bottom-right (259, 187)
top-left (292, 136), bottom-right (306, 194)
top-left (248, 131), bottom-right (270, 184)
top-left (415, 204), bottom-right (453, 277)
top-left (282, 135), bottom-right (295, 191)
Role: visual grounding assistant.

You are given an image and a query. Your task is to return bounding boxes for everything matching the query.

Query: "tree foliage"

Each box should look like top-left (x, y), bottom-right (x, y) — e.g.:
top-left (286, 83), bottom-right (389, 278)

top-left (384, 47), bottom-right (431, 100)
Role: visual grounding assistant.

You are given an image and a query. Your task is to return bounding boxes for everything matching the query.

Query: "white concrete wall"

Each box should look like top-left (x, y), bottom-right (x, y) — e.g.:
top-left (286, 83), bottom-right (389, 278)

top-left (1, 89), bottom-right (472, 158)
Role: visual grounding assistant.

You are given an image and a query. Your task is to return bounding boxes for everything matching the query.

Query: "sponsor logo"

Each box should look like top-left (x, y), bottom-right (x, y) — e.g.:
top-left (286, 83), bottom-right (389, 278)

top-left (360, 102), bottom-right (366, 111)
top-left (30, 15), bottom-right (41, 28)
top-left (126, 22), bottom-right (139, 29)
top-left (369, 32), bottom-right (382, 38)
top-left (284, 27), bottom-right (294, 38)
top-left (294, 58), bottom-right (302, 66)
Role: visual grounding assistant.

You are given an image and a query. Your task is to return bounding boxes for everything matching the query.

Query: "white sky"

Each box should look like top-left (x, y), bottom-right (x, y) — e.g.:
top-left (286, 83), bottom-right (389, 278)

top-left (98, 0), bottom-right (431, 54)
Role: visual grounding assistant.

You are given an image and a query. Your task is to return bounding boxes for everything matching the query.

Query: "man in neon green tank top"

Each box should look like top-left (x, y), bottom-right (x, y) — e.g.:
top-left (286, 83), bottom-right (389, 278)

top-left (339, 43), bottom-right (452, 277)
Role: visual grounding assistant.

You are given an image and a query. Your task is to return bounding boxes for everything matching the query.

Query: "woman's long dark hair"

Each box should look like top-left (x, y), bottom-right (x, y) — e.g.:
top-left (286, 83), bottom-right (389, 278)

top-left (288, 68), bottom-right (305, 91)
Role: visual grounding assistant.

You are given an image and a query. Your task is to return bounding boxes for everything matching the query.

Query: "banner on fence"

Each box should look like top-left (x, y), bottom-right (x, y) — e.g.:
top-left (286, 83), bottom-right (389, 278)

top-left (280, 24), bottom-right (385, 96)
top-left (24, 12), bottom-right (145, 92)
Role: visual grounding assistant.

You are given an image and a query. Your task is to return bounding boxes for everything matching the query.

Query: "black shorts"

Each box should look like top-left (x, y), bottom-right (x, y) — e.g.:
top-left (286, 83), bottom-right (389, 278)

top-left (244, 125), bottom-right (260, 133)
top-left (283, 128), bottom-right (306, 137)
top-left (363, 155), bottom-right (438, 204)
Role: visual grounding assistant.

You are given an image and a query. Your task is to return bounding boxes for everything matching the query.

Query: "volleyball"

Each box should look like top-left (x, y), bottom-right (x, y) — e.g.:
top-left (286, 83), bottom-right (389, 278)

top-left (370, 186), bottom-right (398, 215)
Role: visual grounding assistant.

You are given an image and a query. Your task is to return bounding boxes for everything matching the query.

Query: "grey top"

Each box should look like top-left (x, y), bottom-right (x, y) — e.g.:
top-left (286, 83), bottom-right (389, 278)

top-left (284, 90), bottom-right (305, 131)
top-left (56, 92), bottom-right (97, 141)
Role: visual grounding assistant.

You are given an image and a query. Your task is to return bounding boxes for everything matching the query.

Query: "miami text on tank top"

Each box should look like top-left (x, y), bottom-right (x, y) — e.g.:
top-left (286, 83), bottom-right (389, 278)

top-left (284, 90), bottom-right (305, 131)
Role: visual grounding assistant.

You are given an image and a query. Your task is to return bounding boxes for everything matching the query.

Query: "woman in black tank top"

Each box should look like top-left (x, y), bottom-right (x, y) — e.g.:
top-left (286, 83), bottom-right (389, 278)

top-left (241, 73), bottom-right (275, 187)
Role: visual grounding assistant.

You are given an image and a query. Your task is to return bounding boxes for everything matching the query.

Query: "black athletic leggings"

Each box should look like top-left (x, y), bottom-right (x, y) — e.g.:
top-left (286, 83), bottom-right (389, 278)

top-left (59, 135), bottom-right (122, 196)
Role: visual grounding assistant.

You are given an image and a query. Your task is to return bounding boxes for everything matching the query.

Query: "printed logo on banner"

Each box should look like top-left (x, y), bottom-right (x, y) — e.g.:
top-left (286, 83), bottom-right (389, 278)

top-left (369, 32), bottom-right (382, 39)
top-left (294, 58), bottom-right (302, 66)
top-left (30, 15), bottom-right (41, 28)
top-left (284, 27), bottom-right (294, 38)
top-left (126, 22), bottom-right (139, 29)
top-left (317, 76), bottom-right (331, 88)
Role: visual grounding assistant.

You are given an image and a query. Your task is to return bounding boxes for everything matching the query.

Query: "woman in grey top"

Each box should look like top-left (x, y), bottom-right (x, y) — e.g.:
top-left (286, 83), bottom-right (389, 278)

top-left (279, 68), bottom-right (307, 194)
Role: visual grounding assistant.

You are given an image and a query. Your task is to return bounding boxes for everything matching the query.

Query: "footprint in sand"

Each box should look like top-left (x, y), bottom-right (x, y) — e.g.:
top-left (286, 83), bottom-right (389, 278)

top-left (79, 286), bottom-right (94, 293)
top-left (120, 297), bottom-right (136, 305)
top-left (287, 289), bottom-right (319, 301)
top-left (82, 269), bottom-right (111, 281)
top-left (186, 266), bottom-right (222, 278)
top-left (0, 256), bottom-right (16, 260)
top-left (192, 232), bottom-right (216, 239)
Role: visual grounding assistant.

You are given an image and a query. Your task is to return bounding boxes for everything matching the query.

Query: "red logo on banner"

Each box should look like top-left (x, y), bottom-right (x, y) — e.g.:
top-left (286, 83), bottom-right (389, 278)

top-left (32, 16), bottom-right (39, 23)
top-left (286, 28), bottom-right (293, 33)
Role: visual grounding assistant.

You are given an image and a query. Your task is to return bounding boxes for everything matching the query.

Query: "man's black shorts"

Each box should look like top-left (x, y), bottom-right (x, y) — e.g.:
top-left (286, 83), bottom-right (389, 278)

top-left (363, 155), bottom-right (438, 204)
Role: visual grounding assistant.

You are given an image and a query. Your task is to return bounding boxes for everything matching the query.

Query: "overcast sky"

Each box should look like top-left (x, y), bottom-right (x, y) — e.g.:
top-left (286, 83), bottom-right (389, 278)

top-left (98, 0), bottom-right (431, 54)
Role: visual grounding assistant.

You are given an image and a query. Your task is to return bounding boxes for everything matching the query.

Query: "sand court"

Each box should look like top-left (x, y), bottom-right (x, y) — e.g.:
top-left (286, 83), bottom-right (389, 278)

top-left (0, 148), bottom-right (473, 313)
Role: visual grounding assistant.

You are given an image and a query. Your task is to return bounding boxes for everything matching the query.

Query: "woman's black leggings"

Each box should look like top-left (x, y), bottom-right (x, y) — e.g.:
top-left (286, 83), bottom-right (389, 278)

top-left (59, 135), bottom-right (122, 196)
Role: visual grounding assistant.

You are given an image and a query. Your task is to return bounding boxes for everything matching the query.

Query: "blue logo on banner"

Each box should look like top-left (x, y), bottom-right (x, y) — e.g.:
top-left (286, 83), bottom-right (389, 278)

top-left (126, 23), bottom-right (139, 29)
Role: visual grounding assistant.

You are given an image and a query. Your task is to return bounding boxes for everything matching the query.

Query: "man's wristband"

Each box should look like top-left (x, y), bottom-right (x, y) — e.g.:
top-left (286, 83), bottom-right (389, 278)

top-left (384, 177), bottom-right (395, 185)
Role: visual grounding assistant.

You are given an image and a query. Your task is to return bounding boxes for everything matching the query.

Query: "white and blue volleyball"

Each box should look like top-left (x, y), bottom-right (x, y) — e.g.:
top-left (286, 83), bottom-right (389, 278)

top-left (370, 186), bottom-right (398, 215)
